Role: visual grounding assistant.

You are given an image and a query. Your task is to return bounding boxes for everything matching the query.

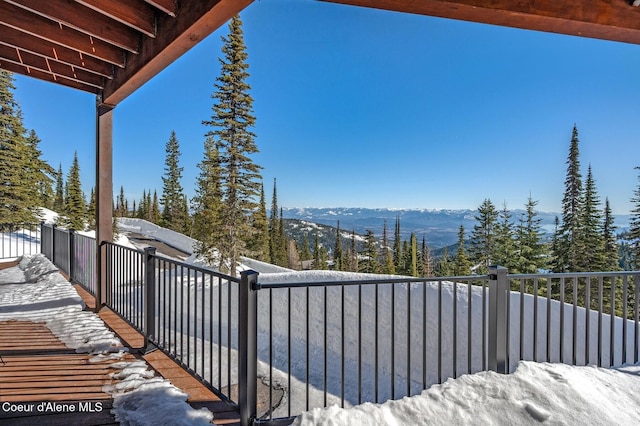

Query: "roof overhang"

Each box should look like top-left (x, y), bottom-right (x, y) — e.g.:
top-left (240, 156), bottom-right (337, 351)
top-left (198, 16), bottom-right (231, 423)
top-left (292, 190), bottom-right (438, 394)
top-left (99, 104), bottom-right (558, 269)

top-left (0, 0), bottom-right (253, 106)
top-left (322, 0), bottom-right (640, 45)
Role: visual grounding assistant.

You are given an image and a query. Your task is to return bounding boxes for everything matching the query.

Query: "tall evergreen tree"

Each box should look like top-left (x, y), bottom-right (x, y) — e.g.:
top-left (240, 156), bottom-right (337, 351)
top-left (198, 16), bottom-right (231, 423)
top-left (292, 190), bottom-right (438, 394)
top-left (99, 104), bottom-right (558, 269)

top-left (493, 203), bottom-right (515, 269)
top-left (514, 196), bottom-right (545, 274)
top-left (116, 186), bottom-right (126, 217)
top-left (360, 230), bottom-right (380, 273)
top-left (393, 216), bottom-right (403, 273)
top-left (160, 131), bottom-right (188, 233)
top-left (0, 71), bottom-right (38, 224)
top-left (602, 198), bottom-right (619, 271)
top-left (348, 230), bottom-right (358, 272)
top-left (313, 232), bottom-right (322, 269)
top-left (629, 167), bottom-right (640, 269)
top-left (192, 137), bottom-right (224, 266)
top-left (269, 179), bottom-right (285, 265)
top-left (578, 165), bottom-right (604, 271)
top-left (300, 233), bottom-right (311, 262)
top-left (87, 187), bottom-right (96, 230)
top-left (470, 198), bottom-right (498, 273)
top-left (25, 130), bottom-right (54, 210)
top-left (408, 232), bottom-right (418, 277)
top-left (555, 125), bottom-right (584, 272)
top-left (277, 208), bottom-right (287, 267)
top-left (381, 219), bottom-right (395, 274)
top-left (334, 220), bottom-right (344, 271)
top-left (150, 191), bottom-right (160, 224)
top-left (53, 163), bottom-right (65, 213)
top-left (203, 15), bottom-right (261, 276)
top-left (420, 235), bottom-right (434, 277)
top-left (437, 247), bottom-right (452, 276)
top-left (62, 151), bottom-right (86, 230)
top-left (453, 225), bottom-right (471, 276)
top-left (248, 182), bottom-right (269, 262)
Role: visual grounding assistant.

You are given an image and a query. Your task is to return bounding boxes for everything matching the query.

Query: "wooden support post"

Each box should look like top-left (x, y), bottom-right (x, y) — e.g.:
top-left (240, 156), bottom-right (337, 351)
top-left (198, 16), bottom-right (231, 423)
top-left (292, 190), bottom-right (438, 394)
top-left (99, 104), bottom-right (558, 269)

top-left (95, 98), bottom-right (115, 311)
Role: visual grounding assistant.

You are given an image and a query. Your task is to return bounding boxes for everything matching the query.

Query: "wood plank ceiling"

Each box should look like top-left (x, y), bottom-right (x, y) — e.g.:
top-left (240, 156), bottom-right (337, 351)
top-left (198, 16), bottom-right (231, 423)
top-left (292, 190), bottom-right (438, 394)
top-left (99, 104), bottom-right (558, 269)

top-left (0, 0), bottom-right (253, 106)
top-left (2, 0), bottom-right (640, 106)
top-left (323, 0), bottom-right (640, 45)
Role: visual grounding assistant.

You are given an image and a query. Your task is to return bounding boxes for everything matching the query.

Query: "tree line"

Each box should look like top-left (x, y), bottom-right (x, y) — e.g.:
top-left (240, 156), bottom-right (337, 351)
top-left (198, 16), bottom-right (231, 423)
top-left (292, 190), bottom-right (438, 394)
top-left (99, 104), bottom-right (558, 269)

top-left (4, 17), bottom-right (640, 278)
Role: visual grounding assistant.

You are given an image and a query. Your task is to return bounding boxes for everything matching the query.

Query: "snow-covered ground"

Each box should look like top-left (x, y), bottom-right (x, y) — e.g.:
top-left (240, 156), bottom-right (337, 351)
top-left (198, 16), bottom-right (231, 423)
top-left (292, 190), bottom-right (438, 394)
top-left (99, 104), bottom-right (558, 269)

top-left (294, 360), bottom-right (640, 425)
top-left (0, 254), bottom-right (214, 425)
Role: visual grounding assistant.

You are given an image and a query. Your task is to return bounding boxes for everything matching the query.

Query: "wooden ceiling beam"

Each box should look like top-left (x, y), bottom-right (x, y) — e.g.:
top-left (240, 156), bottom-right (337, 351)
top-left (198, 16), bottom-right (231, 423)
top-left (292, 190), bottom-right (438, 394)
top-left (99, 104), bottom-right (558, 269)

top-left (0, 59), bottom-right (100, 93)
top-left (0, 24), bottom-right (113, 78)
top-left (0, 1), bottom-right (125, 67)
top-left (143, 0), bottom-right (176, 17)
top-left (322, 0), bottom-right (640, 45)
top-left (6, 0), bottom-right (140, 53)
top-left (75, 0), bottom-right (157, 38)
top-left (0, 44), bottom-right (105, 89)
top-left (102, 0), bottom-right (253, 105)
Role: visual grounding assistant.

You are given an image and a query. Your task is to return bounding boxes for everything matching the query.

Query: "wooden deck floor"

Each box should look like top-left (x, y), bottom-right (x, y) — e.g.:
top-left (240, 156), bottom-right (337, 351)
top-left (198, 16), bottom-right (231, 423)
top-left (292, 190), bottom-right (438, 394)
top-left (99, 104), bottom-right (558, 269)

top-left (0, 276), bottom-right (240, 425)
top-left (73, 284), bottom-right (241, 425)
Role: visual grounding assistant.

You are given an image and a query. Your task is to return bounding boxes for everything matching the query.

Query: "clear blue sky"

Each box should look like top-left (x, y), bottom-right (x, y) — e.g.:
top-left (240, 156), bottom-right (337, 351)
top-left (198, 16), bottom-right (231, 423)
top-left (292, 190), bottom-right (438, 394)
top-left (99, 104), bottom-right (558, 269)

top-left (12, 0), bottom-right (640, 215)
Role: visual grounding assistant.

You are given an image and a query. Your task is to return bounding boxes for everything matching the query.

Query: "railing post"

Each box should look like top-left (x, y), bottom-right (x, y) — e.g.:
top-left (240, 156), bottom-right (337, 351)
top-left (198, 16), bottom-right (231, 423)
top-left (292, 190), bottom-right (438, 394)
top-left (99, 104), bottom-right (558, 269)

top-left (68, 229), bottom-right (75, 281)
top-left (144, 247), bottom-right (157, 353)
top-left (238, 270), bottom-right (259, 426)
top-left (51, 224), bottom-right (57, 266)
top-left (40, 222), bottom-right (45, 255)
top-left (488, 265), bottom-right (509, 374)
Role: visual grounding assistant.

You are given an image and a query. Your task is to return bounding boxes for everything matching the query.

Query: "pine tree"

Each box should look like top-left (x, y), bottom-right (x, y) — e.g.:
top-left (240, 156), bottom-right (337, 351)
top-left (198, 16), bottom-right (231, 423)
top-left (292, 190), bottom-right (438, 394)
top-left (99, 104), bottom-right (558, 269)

top-left (514, 196), bottom-right (545, 274)
top-left (578, 165), bottom-right (604, 271)
top-left (437, 247), bottom-right (452, 276)
top-left (87, 187), bottom-right (96, 230)
top-left (334, 220), bottom-right (344, 271)
top-left (629, 167), bottom-right (640, 269)
top-left (25, 130), bottom-right (54, 210)
top-left (602, 198), bottom-right (619, 271)
top-left (313, 232), bottom-right (322, 269)
top-left (203, 15), bottom-right (261, 276)
top-left (53, 163), bottom-right (65, 213)
top-left (300, 234), bottom-right (311, 263)
top-left (469, 198), bottom-right (498, 273)
top-left (555, 125), bottom-right (584, 272)
top-left (248, 182), bottom-right (269, 262)
top-left (278, 208), bottom-right (287, 267)
top-left (269, 178), bottom-right (280, 264)
top-left (361, 230), bottom-right (381, 274)
top-left (381, 219), bottom-right (395, 274)
top-left (493, 203), bottom-right (515, 269)
top-left (137, 189), bottom-right (147, 219)
top-left (393, 216), bottom-right (403, 273)
top-left (150, 191), bottom-right (160, 224)
top-left (420, 235), bottom-right (434, 277)
top-left (160, 131), bottom-right (188, 233)
top-left (62, 151), bottom-right (86, 230)
top-left (0, 71), bottom-right (38, 224)
top-left (409, 232), bottom-right (418, 277)
top-left (287, 239), bottom-right (300, 270)
top-left (192, 137), bottom-right (224, 266)
top-left (116, 186), bottom-right (126, 217)
top-left (348, 230), bottom-right (358, 272)
top-left (453, 225), bottom-right (471, 275)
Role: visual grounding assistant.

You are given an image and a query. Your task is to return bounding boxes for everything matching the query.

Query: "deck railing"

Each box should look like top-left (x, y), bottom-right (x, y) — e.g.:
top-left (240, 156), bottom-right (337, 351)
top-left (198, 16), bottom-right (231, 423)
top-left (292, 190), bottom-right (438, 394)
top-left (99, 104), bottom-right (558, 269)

top-left (30, 231), bottom-right (640, 426)
top-left (40, 223), bottom-right (96, 295)
top-left (0, 223), bottom-right (41, 260)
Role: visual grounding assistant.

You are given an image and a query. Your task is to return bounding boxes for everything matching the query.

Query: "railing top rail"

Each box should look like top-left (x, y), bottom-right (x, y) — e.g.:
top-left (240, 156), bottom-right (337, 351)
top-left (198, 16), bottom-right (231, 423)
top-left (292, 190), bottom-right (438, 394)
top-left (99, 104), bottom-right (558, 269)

top-left (101, 240), bottom-right (240, 283)
top-left (507, 270), bottom-right (640, 279)
top-left (258, 274), bottom-right (489, 290)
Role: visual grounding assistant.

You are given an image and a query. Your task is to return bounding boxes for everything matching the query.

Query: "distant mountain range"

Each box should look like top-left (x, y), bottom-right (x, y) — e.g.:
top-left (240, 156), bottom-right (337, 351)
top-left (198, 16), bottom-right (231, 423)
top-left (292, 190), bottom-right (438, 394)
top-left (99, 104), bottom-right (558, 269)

top-left (282, 207), bottom-right (631, 249)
